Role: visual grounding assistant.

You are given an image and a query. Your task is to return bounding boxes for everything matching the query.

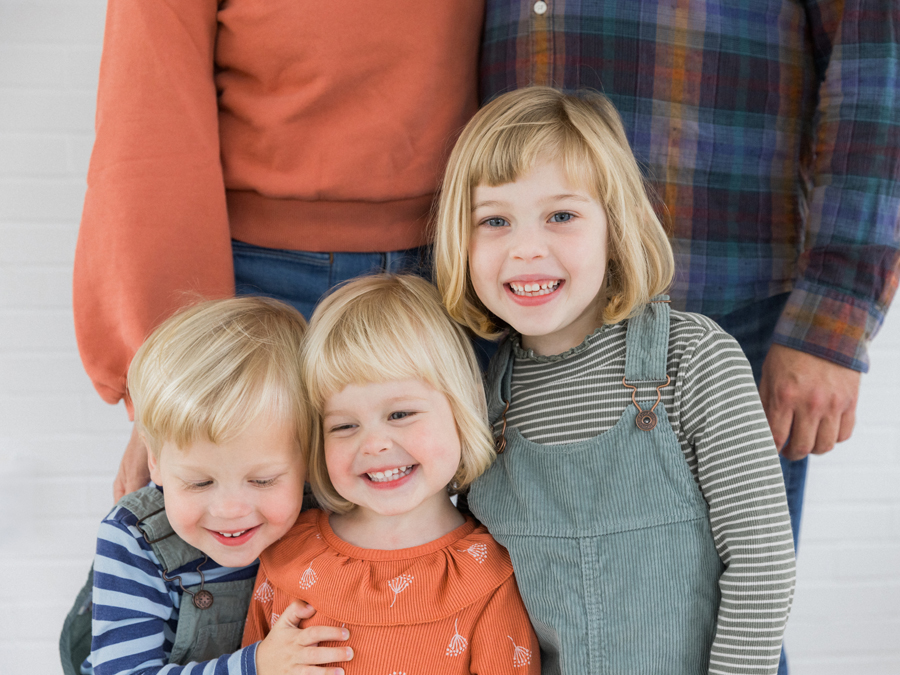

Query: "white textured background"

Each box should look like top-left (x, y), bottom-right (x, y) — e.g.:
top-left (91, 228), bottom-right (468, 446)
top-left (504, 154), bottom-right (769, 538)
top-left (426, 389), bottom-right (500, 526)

top-left (0, 2), bottom-right (898, 673)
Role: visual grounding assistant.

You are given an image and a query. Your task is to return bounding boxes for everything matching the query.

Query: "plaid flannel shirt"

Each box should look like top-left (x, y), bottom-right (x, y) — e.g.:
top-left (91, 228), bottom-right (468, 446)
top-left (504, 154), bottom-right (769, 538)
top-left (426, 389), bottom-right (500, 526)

top-left (482, 0), bottom-right (900, 372)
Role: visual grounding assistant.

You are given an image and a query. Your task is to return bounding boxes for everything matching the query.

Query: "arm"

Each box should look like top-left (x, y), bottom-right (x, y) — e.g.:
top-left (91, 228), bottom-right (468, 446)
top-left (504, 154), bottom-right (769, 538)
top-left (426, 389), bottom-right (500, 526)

top-left (113, 424), bottom-right (151, 501)
top-left (243, 569), bottom-right (352, 675)
top-left (678, 332), bottom-right (796, 675)
top-left (90, 516), bottom-right (258, 675)
top-left (469, 577), bottom-right (540, 675)
top-left (74, 0), bottom-right (234, 412)
top-left (764, 0), bottom-right (900, 455)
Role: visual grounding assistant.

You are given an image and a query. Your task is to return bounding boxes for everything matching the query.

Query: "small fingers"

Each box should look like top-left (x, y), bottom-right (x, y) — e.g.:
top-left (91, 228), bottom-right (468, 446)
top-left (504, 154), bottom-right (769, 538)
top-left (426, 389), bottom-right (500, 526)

top-left (296, 625), bottom-right (350, 646)
top-left (277, 600), bottom-right (316, 628)
top-left (297, 645), bottom-right (353, 666)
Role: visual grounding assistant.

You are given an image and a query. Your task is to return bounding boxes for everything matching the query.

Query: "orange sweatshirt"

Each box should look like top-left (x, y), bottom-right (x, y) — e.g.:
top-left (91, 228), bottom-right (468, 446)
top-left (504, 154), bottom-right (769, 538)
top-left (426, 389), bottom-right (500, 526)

top-left (73, 0), bottom-right (483, 409)
top-left (243, 510), bottom-right (540, 674)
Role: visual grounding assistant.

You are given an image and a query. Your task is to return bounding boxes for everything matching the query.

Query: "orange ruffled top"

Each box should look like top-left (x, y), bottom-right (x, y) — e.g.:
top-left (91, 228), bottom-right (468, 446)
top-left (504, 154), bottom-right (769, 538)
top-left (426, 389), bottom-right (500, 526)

top-left (243, 509), bottom-right (539, 674)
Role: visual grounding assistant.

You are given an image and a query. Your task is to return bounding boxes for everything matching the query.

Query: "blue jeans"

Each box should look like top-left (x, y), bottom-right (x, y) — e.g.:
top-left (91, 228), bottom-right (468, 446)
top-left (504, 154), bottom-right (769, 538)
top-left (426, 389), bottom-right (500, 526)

top-left (232, 240), bottom-right (498, 368)
top-left (713, 293), bottom-right (805, 675)
top-left (232, 240), bottom-right (431, 320)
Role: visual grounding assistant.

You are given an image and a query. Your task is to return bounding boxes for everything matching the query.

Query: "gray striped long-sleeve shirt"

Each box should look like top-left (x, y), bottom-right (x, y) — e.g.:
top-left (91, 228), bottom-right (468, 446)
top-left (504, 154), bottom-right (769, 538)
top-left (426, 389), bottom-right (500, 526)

top-left (505, 310), bottom-right (796, 675)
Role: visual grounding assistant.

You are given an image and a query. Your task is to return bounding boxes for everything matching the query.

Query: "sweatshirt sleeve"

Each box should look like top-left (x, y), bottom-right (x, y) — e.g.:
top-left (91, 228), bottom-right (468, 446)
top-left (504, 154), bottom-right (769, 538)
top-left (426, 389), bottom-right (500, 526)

top-left (773, 0), bottom-right (900, 373)
top-left (676, 330), bottom-right (797, 675)
top-left (89, 516), bottom-right (258, 675)
top-left (73, 0), bottom-right (235, 412)
top-left (469, 576), bottom-right (541, 675)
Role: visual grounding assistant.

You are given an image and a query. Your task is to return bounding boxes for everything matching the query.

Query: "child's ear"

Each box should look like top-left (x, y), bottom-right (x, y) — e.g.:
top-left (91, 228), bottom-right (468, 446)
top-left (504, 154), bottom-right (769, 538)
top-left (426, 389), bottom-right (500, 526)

top-left (147, 444), bottom-right (162, 485)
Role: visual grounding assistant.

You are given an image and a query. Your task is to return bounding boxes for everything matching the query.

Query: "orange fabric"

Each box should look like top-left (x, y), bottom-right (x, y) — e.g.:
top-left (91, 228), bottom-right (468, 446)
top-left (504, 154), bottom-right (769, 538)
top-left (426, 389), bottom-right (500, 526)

top-left (73, 0), bottom-right (483, 407)
top-left (243, 510), bottom-right (540, 674)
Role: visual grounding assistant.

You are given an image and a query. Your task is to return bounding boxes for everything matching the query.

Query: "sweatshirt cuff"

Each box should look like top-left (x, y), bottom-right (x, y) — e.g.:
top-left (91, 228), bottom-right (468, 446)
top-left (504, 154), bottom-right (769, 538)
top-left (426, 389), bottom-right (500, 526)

top-left (771, 281), bottom-right (883, 373)
top-left (239, 642), bottom-right (259, 675)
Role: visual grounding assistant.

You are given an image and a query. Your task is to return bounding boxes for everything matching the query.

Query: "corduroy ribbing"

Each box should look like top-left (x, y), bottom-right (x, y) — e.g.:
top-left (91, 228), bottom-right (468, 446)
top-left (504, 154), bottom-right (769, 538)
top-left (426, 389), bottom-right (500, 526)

top-left (471, 306), bottom-right (795, 675)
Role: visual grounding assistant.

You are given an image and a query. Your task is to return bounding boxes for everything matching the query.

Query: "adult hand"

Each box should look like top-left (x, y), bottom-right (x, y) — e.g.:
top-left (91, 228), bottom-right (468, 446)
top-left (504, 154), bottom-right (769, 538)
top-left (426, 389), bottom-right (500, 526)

top-left (256, 601), bottom-right (352, 675)
top-left (113, 424), bottom-right (151, 501)
top-left (760, 344), bottom-right (861, 461)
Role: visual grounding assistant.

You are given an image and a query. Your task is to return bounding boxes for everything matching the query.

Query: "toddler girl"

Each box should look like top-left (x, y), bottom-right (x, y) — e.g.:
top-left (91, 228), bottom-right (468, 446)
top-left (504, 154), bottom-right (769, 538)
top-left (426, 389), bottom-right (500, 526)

top-left (434, 87), bottom-right (796, 675)
top-left (242, 274), bottom-right (540, 674)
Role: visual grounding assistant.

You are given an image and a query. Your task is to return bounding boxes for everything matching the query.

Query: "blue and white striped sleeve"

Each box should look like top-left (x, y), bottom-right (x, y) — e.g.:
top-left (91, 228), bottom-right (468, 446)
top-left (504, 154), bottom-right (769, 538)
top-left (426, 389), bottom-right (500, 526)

top-left (86, 509), bottom-right (259, 675)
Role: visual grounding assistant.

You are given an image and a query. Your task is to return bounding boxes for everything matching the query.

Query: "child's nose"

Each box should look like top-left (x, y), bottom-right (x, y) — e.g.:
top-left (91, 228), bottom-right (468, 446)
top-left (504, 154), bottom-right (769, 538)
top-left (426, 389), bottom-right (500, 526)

top-left (509, 223), bottom-right (548, 260)
top-left (209, 490), bottom-right (252, 519)
top-left (359, 428), bottom-right (391, 455)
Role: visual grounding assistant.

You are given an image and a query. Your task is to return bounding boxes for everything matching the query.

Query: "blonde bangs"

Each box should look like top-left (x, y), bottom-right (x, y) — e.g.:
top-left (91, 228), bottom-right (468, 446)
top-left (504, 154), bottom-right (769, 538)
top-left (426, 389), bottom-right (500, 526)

top-left (300, 275), bottom-right (496, 514)
top-left (435, 86), bottom-right (674, 338)
top-left (128, 297), bottom-right (308, 456)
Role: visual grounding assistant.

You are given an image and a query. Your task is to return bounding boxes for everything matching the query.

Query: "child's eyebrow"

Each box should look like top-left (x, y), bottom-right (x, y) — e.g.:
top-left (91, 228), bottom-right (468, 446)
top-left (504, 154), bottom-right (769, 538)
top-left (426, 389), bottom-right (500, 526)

top-left (471, 199), bottom-right (507, 211)
top-left (472, 193), bottom-right (592, 212)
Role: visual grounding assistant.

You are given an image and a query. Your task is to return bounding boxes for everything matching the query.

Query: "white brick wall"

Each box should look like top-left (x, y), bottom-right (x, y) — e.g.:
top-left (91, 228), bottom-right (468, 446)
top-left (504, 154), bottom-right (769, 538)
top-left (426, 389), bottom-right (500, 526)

top-left (0, 1), bottom-right (898, 672)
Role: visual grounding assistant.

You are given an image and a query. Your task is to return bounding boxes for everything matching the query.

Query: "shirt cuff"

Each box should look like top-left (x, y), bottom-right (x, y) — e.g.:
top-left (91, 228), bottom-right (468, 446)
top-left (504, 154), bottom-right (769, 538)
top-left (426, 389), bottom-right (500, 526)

top-left (772, 281), bottom-right (884, 373)
top-left (240, 642), bottom-right (259, 675)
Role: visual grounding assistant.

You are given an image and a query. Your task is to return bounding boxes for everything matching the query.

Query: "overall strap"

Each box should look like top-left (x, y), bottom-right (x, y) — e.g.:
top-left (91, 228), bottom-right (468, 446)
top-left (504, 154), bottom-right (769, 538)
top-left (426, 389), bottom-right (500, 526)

top-left (119, 486), bottom-right (204, 572)
top-left (624, 296), bottom-right (671, 383)
top-left (487, 337), bottom-right (516, 425)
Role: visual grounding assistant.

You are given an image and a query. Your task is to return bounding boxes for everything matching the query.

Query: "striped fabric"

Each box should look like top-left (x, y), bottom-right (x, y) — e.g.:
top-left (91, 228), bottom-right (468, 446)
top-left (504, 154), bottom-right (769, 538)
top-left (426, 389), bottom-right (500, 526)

top-left (481, 0), bottom-right (900, 372)
top-left (506, 311), bottom-right (796, 674)
top-left (85, 504), bottom-right (259, 675)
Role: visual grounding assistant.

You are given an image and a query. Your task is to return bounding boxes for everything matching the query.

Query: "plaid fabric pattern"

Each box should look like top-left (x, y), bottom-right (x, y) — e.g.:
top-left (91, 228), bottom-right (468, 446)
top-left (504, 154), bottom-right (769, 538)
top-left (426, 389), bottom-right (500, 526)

top-left (481, 0), bottom-right (900, 372)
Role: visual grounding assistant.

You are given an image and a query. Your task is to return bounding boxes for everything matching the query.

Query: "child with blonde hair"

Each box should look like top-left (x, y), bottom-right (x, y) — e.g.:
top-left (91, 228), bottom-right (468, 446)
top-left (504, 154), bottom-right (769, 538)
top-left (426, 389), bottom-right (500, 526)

top-left (243, 274), bottom-right (539, 674)
top-left (64, 297), bottom-right (350, 675)
top-left (434, 87), bottom-right (796, 675)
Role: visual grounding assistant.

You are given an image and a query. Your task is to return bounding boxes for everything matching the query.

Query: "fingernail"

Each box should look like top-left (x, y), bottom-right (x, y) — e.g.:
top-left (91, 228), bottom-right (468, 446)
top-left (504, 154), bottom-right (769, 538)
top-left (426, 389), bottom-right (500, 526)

top-left (335, 670), bottom-right (345, 675)
top-left (346, 647), bottom-right (354, 660)
top-left (342, 628), bottom-right (350, 640)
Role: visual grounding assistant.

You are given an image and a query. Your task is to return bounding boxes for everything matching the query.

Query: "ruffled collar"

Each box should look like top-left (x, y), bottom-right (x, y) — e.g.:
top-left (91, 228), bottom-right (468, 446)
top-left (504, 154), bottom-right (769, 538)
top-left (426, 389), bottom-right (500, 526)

top-left (512, 322), bottom-right (618, 363)
top-left (260, 509), bottom-right (514, 625)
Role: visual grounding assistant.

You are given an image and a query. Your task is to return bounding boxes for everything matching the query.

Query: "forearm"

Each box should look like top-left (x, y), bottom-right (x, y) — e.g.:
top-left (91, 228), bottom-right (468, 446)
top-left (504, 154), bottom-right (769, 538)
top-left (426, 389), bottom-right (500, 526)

top-left (74, 0), bottom-right (233, 408)
top-left (678, 333), bottom-right (796, 673)
top-left (93, 644), bottom-right (258, 675)
top-left (785, 0), bottom-right (900, 371)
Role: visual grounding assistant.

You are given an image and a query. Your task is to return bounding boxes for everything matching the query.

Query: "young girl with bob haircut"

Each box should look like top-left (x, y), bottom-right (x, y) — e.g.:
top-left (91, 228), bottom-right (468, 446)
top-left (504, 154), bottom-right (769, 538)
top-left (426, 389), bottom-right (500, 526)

top-left (434, 87), bottom-right (796, 675)
top-left (69, 296), bottom-right (351, 675)
top-left (243, 274), bottom-right (540, 674)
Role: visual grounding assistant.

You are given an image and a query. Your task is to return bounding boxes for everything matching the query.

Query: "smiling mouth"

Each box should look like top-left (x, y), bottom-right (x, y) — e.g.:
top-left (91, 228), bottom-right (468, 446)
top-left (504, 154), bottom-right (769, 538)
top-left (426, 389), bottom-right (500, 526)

top-left (366, 465), bottom-right (414, 483)
top-left (217, 529), bottom-right (249, 538)
top-left (508, 280), bottom-right (561, 296)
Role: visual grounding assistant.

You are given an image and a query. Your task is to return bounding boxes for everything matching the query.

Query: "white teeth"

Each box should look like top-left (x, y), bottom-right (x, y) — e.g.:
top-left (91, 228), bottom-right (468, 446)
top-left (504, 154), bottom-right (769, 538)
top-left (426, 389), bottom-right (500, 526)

top-left (218, 530), bottom-right (247, 538)
top-left (509, 281), bottom-right (560, 296)
top-left (367, 465), bottom-right (414, 483)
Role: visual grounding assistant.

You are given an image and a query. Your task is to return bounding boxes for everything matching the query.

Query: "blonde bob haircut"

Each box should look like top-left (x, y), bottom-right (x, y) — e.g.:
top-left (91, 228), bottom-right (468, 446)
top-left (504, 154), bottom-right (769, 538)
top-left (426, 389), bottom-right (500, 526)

top-left (300, 274), bottom-right (495, 514)
top-left (434, 86), bottom-right (674, 338)
top-left (128, 296), bottom-right (308, 457)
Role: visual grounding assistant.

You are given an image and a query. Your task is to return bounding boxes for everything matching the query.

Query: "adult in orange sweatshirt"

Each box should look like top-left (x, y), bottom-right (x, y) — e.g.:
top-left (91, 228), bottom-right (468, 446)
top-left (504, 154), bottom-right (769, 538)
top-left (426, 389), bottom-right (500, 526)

top-left (73, 0), bottom-right (483, 498)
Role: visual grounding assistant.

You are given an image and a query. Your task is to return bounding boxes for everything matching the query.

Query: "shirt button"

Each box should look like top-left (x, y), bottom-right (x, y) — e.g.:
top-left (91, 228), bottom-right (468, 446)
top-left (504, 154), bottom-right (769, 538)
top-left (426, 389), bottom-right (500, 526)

top-left (534, 1), bottom-right (548, 15)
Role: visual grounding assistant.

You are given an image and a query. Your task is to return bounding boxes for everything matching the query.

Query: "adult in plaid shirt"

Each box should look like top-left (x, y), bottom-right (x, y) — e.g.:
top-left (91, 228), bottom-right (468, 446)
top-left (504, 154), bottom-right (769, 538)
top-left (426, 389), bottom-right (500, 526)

top-left (481, 0), bottom-right (899, 535)
top-left (480, 2), bottom-right (899, 671)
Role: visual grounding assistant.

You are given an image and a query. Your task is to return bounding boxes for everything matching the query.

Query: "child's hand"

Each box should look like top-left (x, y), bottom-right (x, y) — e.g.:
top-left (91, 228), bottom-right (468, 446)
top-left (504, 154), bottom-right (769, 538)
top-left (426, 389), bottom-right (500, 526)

top-left (255, 600), bottom-right (352, 675)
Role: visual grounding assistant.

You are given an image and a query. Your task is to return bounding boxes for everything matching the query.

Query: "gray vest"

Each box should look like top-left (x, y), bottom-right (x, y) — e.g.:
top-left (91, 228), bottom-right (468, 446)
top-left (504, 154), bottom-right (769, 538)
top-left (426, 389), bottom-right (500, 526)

top-left (469, 299), bottom-right (723, 675)
top-left (60, 486), bottom-right (255, 674)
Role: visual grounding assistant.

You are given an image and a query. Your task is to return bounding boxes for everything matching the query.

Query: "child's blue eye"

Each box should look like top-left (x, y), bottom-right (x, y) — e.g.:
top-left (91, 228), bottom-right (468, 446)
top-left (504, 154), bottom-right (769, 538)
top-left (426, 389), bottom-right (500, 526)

top-left (550, 211), bottom-right (574, 223)
top-left (482, 217), bottom-right (508, 228)
top-left (389, 411), bottom-right (414, 421)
